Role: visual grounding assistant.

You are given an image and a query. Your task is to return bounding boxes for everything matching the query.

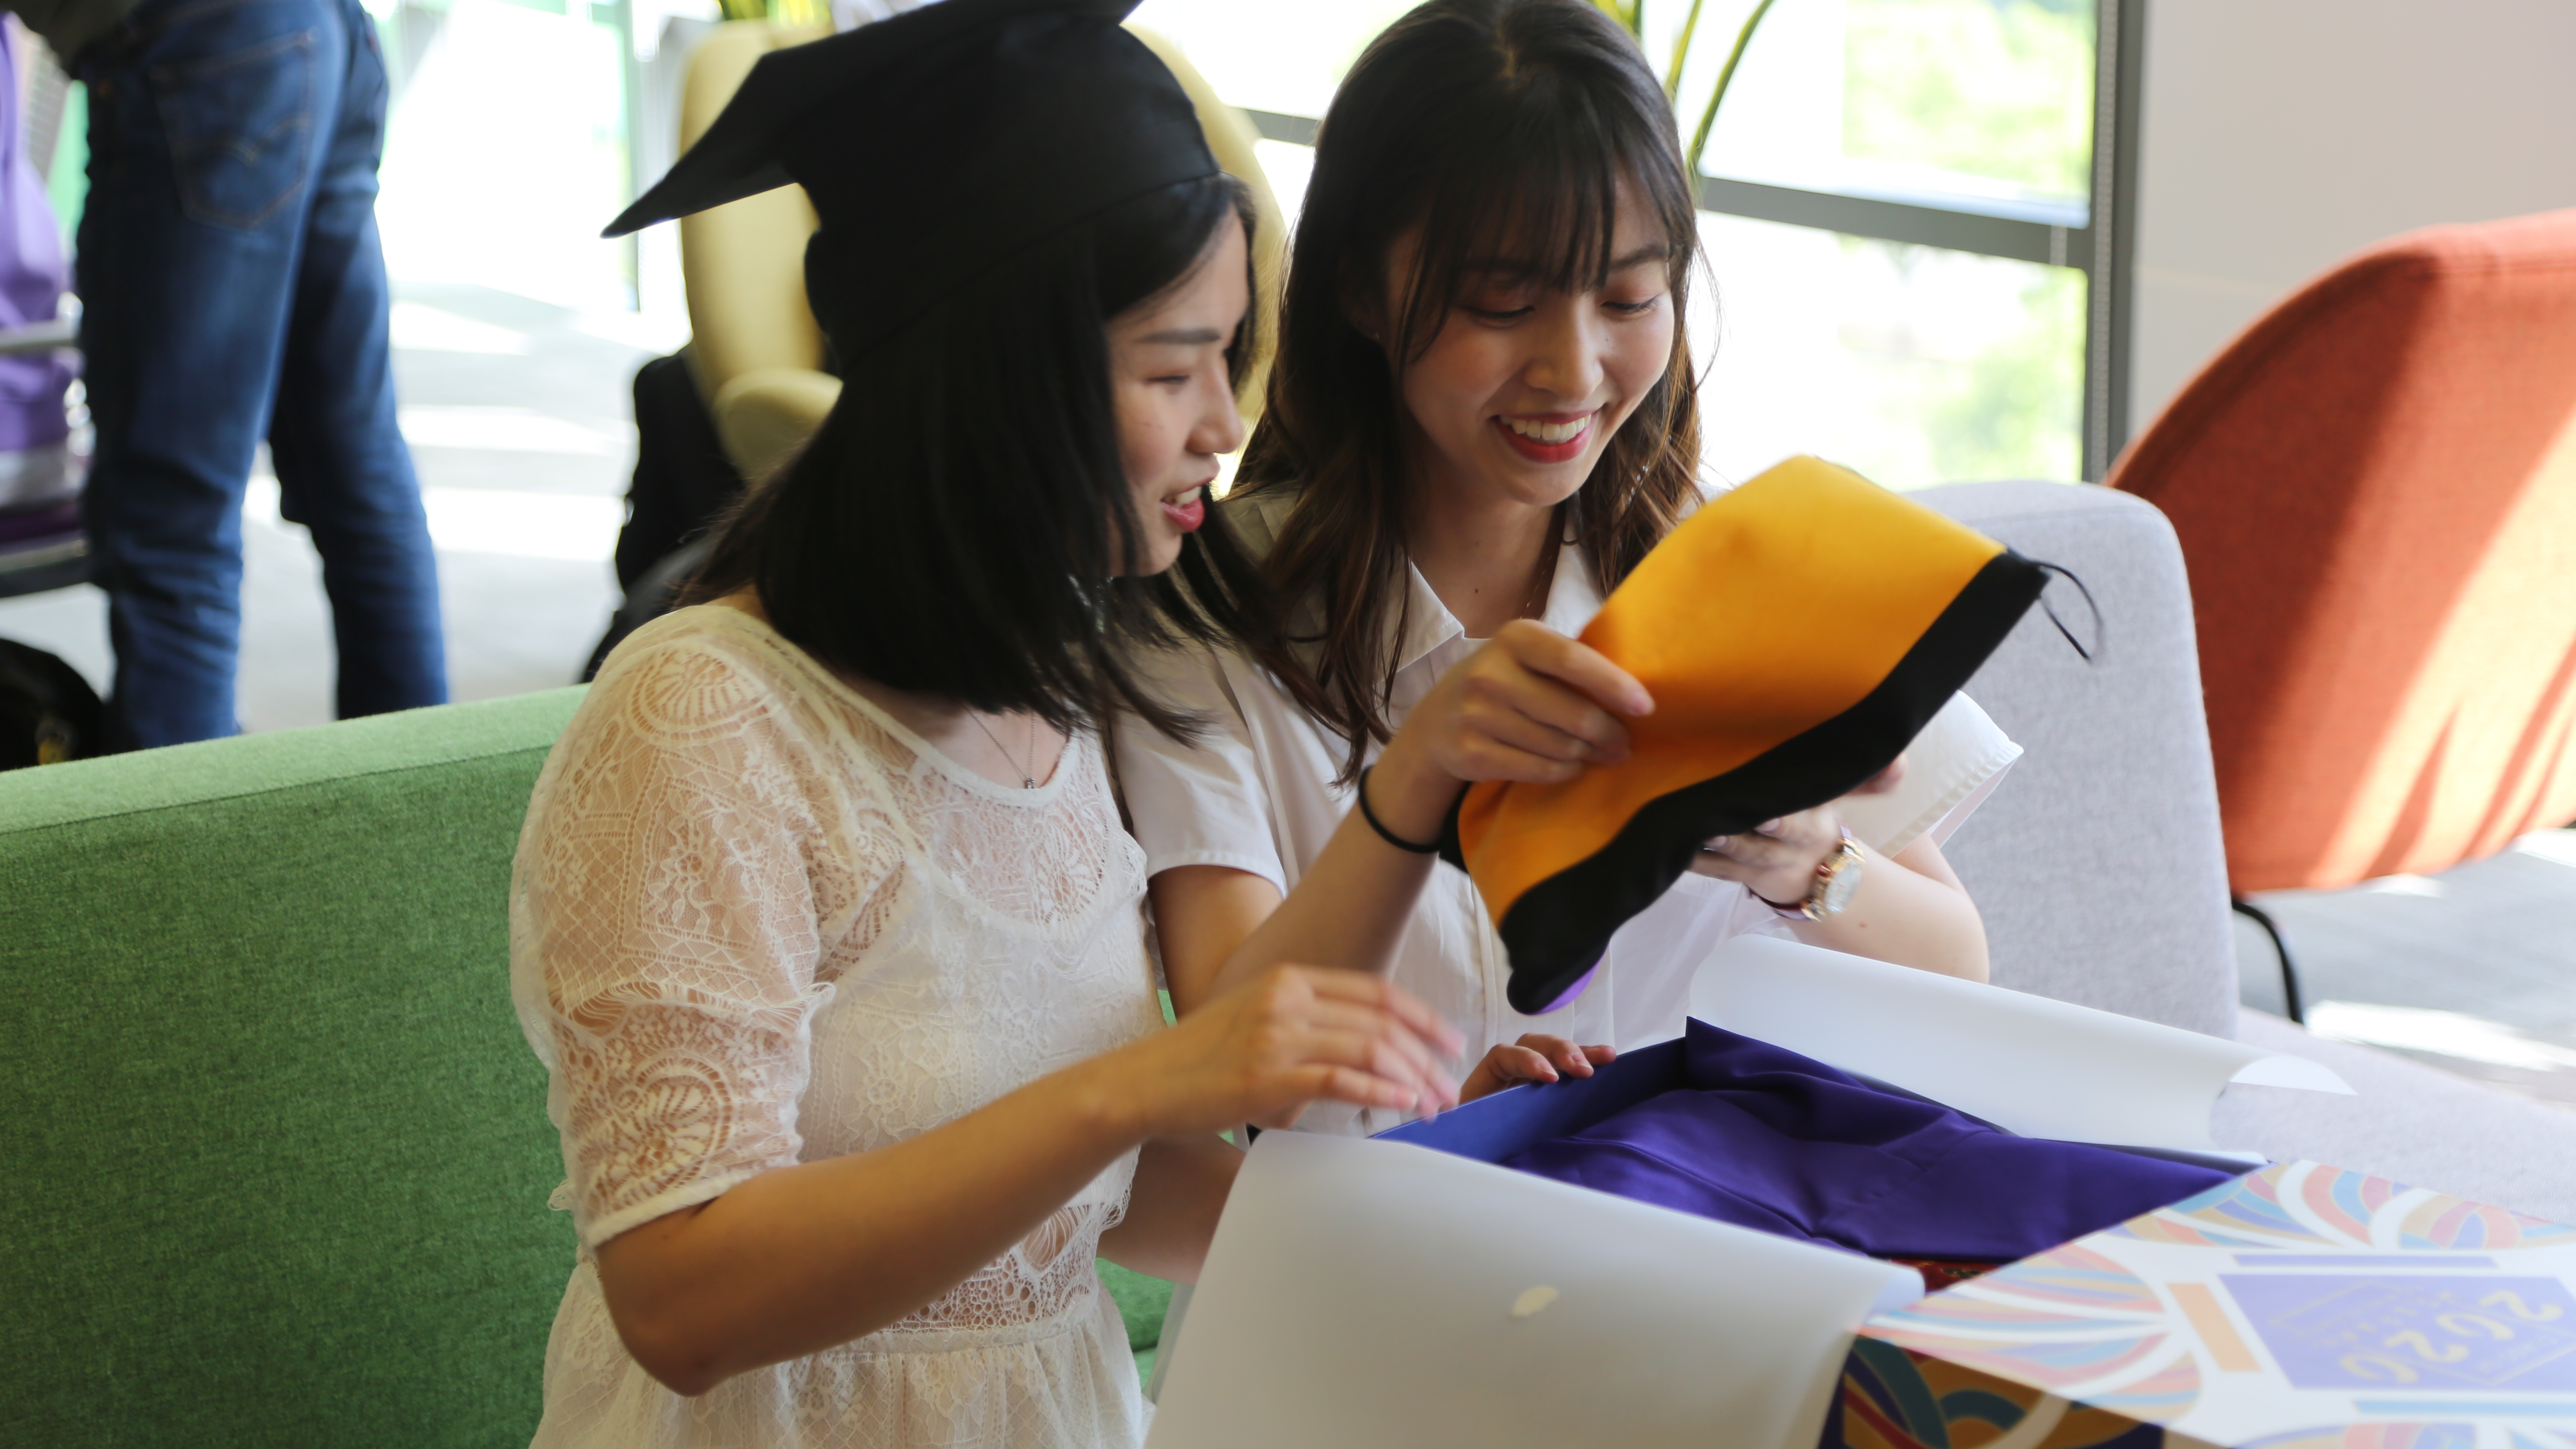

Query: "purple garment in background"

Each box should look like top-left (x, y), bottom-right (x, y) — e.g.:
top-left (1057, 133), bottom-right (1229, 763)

top-left (1502, 1019), bottom-right (2233, 1263)
top-left (1, 23), bottom-right (76, 456)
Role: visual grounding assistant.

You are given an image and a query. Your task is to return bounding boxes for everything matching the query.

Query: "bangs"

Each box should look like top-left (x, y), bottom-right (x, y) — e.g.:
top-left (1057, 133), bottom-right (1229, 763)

top-left (1236, 0), bottom-right (1710, 786)
top-left (1387, 58), bottom-right (1699, 359)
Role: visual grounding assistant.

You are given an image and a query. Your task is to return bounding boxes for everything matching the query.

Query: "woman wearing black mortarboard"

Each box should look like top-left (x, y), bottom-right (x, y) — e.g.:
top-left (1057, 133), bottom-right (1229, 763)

top-left (503, 3), bottom-right (1518, 1441)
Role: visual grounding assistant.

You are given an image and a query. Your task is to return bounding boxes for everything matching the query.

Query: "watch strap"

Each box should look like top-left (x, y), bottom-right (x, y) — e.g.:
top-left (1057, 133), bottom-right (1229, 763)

top-left (1761, 828), bottom-right (1863, 921)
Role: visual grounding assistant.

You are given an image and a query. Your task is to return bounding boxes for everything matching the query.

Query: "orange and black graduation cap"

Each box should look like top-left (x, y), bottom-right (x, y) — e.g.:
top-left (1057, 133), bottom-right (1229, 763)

top-left (1442, 457), bottom-right (2054, 1016)
top-left (603, 0), bottom-right (1215, 364)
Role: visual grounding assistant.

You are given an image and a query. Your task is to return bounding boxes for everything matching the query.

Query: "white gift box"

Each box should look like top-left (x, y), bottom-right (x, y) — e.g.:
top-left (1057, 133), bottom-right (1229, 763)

top-left (1145, 937), bottom-right (2351, 1449)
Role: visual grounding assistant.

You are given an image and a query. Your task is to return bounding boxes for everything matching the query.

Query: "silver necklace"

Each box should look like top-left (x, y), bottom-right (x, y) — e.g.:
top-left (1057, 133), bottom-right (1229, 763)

top-left (970, 711), bottom-right (1039, 789)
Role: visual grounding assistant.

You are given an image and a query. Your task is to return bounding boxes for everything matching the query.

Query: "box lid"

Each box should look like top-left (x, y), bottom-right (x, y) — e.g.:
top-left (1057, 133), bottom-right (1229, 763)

top-left (1852, 1161), bottom-right (2576, 1444)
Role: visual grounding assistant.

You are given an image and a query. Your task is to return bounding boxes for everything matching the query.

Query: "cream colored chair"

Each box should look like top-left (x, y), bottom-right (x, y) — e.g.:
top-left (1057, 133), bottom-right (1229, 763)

top-left (676, 21), bottom-right (1288, 481)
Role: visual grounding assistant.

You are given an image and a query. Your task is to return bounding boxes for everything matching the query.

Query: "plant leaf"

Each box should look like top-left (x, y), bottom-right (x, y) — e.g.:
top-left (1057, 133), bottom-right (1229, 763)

top-left (1665, 0), bottom-right (1707, 101)
top-left (1592, 0), bottom-right (1644, 37)
top-left (1687, 0), bottom-right (1778, 179)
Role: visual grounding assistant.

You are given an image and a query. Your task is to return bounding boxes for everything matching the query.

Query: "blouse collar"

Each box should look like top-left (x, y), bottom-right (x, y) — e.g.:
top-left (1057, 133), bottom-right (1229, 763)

top-left (1224, 484), bottom-right (1610, 681)
top-left (1390, 538), bottom-right (1604, 678)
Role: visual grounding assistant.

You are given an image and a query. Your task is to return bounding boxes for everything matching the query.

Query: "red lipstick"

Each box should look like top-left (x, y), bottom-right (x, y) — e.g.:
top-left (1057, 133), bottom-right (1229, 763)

top-left (1494, 411), bottom-right (1596, 464)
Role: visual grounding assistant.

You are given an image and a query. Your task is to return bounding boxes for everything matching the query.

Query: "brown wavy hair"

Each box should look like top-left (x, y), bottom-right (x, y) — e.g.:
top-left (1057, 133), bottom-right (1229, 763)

top-left (1231, 0), bottom-right (1705, 783)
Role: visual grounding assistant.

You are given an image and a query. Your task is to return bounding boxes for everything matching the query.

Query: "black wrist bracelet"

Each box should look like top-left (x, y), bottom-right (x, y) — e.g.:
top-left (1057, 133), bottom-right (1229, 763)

top-left (1356, 765), bottom-right (1441, 854)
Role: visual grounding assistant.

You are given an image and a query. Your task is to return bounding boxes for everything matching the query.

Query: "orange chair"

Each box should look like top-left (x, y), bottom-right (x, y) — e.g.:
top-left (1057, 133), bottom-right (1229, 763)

top-left (2110, 208), bottom-right (2576, 1019)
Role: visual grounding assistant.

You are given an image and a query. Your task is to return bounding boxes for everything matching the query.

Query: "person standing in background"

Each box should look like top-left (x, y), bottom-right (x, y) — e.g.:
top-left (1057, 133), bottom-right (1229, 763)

top-left (2, 17), bottom-right (78, 520)
top-left (6, 0), bottom-right (443, 747)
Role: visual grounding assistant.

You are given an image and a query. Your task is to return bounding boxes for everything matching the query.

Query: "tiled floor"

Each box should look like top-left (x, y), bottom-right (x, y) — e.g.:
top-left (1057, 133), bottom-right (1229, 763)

top-left (2234, 831), bottom-right (2576, 1111)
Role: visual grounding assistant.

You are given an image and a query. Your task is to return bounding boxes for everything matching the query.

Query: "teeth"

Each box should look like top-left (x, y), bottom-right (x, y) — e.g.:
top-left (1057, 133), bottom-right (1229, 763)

top-left (1504, 415), bottom-right (1589, 445)
top-left (1167, 486), bottom-right (1203, 505)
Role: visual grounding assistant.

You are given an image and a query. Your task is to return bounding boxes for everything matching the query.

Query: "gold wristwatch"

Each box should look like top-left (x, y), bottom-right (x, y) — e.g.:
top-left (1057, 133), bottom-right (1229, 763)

top-left (1763, 829), bottom-right (1864, 921)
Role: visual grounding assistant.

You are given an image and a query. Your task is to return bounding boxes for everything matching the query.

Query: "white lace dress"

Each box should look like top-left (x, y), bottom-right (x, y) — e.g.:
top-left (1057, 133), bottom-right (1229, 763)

top-left (509, 604), bottom-right (1163, 1449)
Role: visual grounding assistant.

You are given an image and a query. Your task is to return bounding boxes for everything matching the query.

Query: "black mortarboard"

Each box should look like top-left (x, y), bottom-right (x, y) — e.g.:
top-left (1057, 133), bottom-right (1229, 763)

top-left (605, 0), bottom-right (1217, 362)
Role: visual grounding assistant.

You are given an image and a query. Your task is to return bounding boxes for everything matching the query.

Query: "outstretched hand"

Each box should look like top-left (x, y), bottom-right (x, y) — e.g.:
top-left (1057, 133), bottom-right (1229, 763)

top-left (1458, 1033), bottom-right (1618, 1103)
top-left (1398, 619), bottom-right (1655, 788)
top-left (1111, 966), bottom-right (1466, 1135)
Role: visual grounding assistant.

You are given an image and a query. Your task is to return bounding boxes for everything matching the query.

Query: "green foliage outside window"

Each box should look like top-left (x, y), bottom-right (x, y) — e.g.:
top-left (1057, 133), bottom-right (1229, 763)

top-left (1599, 0), bottom-right (2096, 483)
top-left (1813, 234), bottom-right (2084, 488)
top-left (720, 0), bottom-right (826, 23)
top-left (1918, 256), bottom-right (2084, 483)
top-left (1591, 0), bottom-right (1779, 178)
top-left (1843, 0), bottom-right (2094, 200)
top-left (1839, 0), bottom-right (2095, 483)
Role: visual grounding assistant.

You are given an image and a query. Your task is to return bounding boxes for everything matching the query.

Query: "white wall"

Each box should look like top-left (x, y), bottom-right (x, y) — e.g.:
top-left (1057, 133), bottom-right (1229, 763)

top-left (2130, 0), bottom-right (2576, 432)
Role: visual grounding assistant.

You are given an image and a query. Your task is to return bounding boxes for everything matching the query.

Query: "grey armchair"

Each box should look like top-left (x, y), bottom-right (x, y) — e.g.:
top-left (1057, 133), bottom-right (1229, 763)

top-left (1919, 480), bottom-right (2576, 1224)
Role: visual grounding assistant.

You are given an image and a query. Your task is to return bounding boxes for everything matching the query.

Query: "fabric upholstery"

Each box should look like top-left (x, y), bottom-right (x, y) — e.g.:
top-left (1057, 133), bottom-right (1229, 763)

top-left (0, 689), bottom-right (586, 1445)
top-left (1097, 1262), bottom-right (1172, 1352)
top-left (0, 685), bottom-right (1178, 1441)
top-left (677, 19), bottom-right (829, 475)
top-left (1915, 480), bottom-right (2239, 1036)
top-left (2220, 1011), bottom-right (2576, 1225)
top-left (1912, 481), bottom-right (2576, 1228)
top-left (2110, 209), bottom-right (2576, 893)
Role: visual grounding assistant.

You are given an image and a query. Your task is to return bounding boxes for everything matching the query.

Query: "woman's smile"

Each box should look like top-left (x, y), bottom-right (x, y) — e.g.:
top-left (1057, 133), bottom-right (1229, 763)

top-left (1494, 408), bottom-right (1599, 464)
top-left (1160, 483), bottom-right (1208, 532)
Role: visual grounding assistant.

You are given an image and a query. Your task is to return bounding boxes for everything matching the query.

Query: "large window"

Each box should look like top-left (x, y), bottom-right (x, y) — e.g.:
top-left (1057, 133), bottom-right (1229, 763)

top-left (1131, 0), bottom-right (2140, 487)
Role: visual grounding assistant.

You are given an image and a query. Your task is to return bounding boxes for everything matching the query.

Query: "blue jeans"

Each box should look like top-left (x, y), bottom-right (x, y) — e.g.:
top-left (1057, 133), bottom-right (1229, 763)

top-left (77, 0), bottom-right (444, 749)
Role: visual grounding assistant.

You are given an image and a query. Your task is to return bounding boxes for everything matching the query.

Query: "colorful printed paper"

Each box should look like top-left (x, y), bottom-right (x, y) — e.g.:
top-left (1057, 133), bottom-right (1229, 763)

top-left (1825, 1161), bottom-right (2576, 1449)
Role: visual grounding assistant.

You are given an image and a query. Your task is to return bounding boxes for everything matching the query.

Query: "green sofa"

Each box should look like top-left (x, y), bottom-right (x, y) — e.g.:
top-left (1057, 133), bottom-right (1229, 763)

top-left (0, 689), bottom-right (1171, 1445)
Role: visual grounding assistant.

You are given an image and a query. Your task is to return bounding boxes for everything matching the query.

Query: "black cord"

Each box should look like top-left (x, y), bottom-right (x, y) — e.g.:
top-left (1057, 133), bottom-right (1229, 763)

top-left (2232, 898), bottom-right (2305, 1025)
top-left (1356, 765), bottom-right (1441, 854)
top-left (2036, 561), bottom-right (2105, 662)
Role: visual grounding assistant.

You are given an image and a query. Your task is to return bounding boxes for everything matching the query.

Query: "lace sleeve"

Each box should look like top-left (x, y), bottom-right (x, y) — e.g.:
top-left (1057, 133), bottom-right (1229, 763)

top-left (511, 637), bottom-right (866, 1250)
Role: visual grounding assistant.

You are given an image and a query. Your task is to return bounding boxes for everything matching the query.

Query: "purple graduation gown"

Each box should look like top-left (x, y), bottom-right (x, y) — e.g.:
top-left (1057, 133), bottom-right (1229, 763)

top-left (1502, 1020), bottom-right (2234, 1263)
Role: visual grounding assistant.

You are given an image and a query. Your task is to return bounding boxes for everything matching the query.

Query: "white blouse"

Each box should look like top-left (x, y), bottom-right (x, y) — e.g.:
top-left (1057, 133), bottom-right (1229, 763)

top-left (1115, 488), bottom-right (2021, 1133)
top-left (511, 605), bottom-right (1161, 1449)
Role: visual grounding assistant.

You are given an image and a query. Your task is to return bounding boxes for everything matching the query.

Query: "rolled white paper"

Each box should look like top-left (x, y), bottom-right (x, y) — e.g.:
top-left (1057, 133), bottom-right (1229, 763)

top-left (1690, 934), bottom-right (2352, 1156)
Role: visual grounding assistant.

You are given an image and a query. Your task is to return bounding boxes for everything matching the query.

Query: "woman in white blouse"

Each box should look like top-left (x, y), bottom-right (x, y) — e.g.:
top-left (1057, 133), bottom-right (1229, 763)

top-left (1118, 0), bottom-right (2021, 1121)
top-left (506, 10), bottom-right (1480, 1446)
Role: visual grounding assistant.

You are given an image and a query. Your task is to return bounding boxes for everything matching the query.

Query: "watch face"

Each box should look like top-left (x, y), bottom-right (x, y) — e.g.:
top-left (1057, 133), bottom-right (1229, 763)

top-left (1816, 848), bottom-right (1864, 917)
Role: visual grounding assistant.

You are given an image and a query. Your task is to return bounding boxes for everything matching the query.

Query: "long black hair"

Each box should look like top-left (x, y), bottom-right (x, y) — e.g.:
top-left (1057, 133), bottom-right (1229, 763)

top-left (691, 172), bottom-right (1266, 737)
top-left (1233, 0), bottom-right (1704, 783)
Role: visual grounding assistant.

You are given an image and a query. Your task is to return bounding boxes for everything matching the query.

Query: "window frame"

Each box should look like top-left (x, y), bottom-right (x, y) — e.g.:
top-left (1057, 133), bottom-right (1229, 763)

top-left (1233, 0), bottom-right (2145, 480)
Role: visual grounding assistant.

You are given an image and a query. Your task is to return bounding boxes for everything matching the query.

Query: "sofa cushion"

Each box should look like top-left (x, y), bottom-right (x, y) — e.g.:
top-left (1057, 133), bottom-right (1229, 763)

top-left (0, 690), bottom-right (585, 1446)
